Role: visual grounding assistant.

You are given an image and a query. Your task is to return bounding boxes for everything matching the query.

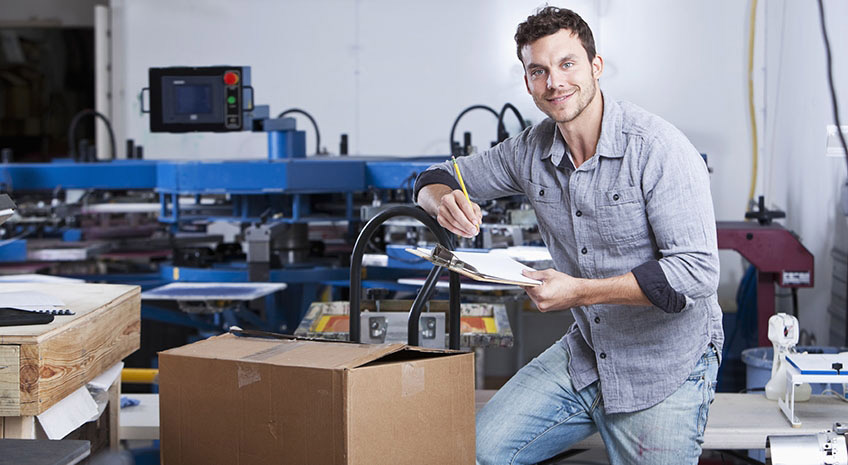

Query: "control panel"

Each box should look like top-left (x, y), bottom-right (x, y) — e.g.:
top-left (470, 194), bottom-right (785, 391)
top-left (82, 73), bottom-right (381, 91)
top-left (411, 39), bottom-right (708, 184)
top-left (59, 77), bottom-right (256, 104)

top-left (148, 66), bottom-right (250, 133)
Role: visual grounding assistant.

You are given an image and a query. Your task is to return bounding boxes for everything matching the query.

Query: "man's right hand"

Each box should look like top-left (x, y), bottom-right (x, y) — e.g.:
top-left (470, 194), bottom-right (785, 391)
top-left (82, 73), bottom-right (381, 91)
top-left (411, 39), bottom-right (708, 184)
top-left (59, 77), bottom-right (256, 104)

top-left (418, 184), bottom-right (482, 238)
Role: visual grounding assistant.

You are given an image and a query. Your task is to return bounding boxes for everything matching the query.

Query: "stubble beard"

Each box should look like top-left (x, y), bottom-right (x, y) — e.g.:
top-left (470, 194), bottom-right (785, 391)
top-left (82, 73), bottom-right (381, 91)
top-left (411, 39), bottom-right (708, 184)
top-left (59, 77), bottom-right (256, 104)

top-left (541, 79), bottom-right (597, 125)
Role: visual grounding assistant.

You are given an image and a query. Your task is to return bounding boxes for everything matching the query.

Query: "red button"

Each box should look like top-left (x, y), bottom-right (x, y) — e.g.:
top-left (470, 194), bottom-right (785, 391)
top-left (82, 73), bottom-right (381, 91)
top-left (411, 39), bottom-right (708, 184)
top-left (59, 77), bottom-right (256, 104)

top-left (223, 71), bottom-right (239, 85)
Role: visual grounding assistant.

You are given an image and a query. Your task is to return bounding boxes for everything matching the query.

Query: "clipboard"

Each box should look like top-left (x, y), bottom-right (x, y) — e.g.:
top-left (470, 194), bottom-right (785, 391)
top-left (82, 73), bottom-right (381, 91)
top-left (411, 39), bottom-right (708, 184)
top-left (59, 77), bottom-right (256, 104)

top-left (0, 308), bottom-right (55, 326)
top-left (405, 244), bottom-right (542, 287)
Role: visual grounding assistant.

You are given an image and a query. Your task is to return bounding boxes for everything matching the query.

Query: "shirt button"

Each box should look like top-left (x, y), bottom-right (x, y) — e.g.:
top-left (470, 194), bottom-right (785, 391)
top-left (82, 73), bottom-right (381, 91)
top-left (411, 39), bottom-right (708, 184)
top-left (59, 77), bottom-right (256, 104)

top-left (600, 352), bottom-right (607, 359)
top-left (581, 247), bottom-right (587, 254)
top-left (612, 194), bottom-right (620, 201)
top-left (594, 316), bottom-right (600, 324)
top-left (539, 189), bottom-right (545, 196)
top-left (575, 210), bottom-right (582, 217)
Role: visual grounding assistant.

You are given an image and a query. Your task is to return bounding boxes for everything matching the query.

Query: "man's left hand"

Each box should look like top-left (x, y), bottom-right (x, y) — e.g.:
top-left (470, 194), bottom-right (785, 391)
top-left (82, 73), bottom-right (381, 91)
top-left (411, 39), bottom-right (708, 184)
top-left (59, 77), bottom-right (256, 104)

top-left (521, 268), bottom-right (585, 312)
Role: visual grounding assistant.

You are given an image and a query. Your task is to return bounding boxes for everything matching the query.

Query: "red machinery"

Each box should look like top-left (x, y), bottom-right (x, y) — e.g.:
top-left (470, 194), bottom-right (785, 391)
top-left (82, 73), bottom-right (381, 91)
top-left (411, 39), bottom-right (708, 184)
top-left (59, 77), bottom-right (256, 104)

top-left (717, 207), bottom-right (814, 346)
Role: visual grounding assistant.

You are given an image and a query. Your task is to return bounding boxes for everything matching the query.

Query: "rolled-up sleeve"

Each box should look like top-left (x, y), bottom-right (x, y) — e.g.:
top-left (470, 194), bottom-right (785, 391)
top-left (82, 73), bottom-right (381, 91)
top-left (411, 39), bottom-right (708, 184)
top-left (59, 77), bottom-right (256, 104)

top-left (413, 128), bottom-right (530, 206)
top-left (640, 129), bottom-right (719, 302)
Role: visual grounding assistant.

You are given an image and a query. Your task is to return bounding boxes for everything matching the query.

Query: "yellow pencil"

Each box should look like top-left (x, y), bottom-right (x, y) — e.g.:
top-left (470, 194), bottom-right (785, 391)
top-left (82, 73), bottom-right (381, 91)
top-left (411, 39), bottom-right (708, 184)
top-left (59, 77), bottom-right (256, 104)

top-left (451, 156), bottom-right (478, 231)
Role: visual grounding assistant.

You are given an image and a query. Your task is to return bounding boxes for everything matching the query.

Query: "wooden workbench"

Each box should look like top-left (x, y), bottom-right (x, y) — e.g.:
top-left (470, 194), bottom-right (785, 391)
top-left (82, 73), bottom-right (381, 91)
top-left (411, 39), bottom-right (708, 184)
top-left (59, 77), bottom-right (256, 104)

top-left (476, 390), bottom-right (848, 450)
top-left (0, 283), bottom-right (140, 441)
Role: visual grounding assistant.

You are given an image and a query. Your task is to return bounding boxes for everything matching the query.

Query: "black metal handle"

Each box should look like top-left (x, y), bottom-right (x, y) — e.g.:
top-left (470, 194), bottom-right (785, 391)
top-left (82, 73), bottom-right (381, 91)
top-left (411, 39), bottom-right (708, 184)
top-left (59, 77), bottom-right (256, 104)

top-left (243, 86), bottom-right (255, 111)
top-left (449, 104), bottom-right (499, 157)
top-left (67, 109), bottom-right (117, 161)
top-left (349, 205), bottom-right (461, 349)
top-left (140, 88), bottom-right (150, 113)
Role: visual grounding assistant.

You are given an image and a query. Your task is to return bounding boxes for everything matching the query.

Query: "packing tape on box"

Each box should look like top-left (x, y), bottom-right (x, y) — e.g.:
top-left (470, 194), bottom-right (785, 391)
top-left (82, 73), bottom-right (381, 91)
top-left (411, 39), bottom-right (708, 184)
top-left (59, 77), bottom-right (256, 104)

top-left (242, 342), bottom-right (304, 362)
top-left (237, 364), bottom-right (262, 388)
top-left (402, 362), bottom-right (425, 398)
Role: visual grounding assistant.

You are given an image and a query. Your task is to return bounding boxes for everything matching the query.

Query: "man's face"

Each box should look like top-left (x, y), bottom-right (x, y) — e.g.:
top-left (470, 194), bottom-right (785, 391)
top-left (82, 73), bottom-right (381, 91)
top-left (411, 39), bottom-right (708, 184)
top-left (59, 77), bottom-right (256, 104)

top-left (521, 29), bottom-right (603, 124)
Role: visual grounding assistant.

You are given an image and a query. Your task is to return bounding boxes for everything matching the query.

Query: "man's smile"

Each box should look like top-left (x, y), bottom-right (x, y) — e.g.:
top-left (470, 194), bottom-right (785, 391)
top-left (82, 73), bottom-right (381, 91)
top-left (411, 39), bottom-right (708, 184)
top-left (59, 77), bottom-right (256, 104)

top-left (547, 90), bottom-right (577, 104)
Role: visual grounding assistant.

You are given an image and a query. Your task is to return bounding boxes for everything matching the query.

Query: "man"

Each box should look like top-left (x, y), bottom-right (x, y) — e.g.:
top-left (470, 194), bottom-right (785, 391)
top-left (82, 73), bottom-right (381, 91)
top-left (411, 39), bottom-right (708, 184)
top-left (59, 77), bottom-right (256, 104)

top-left (414, 7), bottom-right (722, 465)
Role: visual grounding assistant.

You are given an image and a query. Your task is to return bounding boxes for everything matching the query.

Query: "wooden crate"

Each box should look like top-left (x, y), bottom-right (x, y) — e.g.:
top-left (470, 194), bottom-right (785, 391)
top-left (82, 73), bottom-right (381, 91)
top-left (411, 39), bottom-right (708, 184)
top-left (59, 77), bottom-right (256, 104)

top-left (0, 283), bottom-right (140, 422)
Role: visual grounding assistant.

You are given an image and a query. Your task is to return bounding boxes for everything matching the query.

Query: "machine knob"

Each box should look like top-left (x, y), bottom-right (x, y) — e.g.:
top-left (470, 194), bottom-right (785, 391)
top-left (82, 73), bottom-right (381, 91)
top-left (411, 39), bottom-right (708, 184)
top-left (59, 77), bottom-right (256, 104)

top-left (223, 71), bottom-right (239, 85)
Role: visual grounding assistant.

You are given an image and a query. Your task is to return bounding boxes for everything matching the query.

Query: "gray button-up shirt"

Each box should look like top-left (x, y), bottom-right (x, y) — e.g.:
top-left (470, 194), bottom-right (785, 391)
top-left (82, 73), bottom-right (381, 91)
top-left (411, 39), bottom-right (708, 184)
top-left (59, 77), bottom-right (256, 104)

top-left (419, 94), bottom-right (723, 414)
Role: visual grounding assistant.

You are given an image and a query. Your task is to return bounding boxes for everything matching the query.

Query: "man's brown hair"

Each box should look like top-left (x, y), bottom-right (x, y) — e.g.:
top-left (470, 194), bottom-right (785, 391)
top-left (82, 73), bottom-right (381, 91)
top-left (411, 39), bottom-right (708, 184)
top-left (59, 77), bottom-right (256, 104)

top-left (515, 6), bottom-right (596, 64)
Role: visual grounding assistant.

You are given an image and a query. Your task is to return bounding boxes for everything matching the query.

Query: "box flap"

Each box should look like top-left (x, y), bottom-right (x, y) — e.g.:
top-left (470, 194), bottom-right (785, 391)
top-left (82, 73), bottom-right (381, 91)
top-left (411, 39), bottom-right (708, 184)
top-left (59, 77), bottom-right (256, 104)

top-left (159, 333), bottom-right (412, 370)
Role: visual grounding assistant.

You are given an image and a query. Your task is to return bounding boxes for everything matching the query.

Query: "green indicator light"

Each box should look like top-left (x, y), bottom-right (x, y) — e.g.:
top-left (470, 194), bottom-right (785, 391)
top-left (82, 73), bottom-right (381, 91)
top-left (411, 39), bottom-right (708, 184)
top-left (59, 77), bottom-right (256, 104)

top-left (227, 96), bottom-right (236, 104)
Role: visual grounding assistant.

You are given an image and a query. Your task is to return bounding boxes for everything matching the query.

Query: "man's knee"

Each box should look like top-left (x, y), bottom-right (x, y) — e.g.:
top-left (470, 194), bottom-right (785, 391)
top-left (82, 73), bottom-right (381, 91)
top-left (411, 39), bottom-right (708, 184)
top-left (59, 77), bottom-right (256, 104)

top-left (476, 405), bottom-right (515, 465)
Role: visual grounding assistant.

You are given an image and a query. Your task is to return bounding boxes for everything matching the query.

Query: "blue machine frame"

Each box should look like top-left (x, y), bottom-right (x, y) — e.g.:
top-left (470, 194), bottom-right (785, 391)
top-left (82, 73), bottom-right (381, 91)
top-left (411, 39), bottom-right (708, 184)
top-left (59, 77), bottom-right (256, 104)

top-left (0, 63), bottom-right (448, 334)
top-left (0, 154), bottom-right (446, 333)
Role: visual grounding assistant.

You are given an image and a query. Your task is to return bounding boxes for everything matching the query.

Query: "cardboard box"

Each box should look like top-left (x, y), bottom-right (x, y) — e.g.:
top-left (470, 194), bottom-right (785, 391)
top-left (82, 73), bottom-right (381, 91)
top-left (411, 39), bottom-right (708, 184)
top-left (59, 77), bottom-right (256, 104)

top-left (159, 333), bottom-right (475, 465)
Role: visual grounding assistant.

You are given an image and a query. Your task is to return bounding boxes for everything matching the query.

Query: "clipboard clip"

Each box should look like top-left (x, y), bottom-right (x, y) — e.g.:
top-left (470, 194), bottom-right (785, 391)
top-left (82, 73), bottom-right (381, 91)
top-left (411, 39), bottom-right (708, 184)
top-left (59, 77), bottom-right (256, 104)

top-left (431, 244), bottom-right (479, 274)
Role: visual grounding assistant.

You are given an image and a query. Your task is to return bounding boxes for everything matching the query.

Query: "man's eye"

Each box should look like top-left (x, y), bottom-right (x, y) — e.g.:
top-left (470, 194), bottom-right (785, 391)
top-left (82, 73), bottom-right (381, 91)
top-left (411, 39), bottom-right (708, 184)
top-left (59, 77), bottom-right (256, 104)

top-left (563, 62), bottom-right (574, 69)
top-left (531, 69), bottom-right (544, 76)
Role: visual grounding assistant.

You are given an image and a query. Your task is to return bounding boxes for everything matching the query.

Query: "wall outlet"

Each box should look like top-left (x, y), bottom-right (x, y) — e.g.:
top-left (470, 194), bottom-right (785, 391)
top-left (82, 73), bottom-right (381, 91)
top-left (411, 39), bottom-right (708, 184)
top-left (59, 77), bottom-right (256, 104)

top-left (827, 125), bottom-right (848, 157)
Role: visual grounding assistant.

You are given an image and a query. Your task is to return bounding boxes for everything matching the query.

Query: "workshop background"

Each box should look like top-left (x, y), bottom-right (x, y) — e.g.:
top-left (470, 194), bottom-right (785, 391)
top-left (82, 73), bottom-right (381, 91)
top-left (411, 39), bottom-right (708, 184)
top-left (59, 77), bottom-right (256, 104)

top-left (119, 0), bottom-right (848, 343)
top-left (2, 1), bottom-right (848, 464)
top-left (1, 0), bottom-right (847, 391)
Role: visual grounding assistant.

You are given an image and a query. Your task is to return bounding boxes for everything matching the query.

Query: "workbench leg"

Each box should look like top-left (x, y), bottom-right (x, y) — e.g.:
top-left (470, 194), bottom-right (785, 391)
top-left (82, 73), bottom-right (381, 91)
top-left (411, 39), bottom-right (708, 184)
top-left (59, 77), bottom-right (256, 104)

top-left (508, 300), bottom-right (524, 372)
top-left (4, 416), bottom-right (36, 438)
top-left (475, 348), bottom-right (485, 389)
top-left (109, 376), bottom-right (121, 450)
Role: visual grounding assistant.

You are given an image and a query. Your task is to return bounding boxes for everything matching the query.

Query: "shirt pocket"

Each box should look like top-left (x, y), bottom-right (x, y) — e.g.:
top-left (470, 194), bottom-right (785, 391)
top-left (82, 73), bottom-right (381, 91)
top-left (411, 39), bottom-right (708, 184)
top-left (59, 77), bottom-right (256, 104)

top-left (594, 186), bottom-right (650, 243)
top-left (526, 179), bottom-right (562, 205)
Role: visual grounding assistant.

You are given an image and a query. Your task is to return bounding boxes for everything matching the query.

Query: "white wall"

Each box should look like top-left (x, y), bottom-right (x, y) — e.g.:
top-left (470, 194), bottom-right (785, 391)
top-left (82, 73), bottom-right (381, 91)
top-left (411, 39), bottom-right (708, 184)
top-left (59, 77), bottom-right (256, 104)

top-left (762, 0), bottom-right (848, 343)
top-left (109, 0), bottom-right (847, 343)
top-left (114, 0), bottom-right (597, 159)
top-left (596, 0), bottom-right (757, 314)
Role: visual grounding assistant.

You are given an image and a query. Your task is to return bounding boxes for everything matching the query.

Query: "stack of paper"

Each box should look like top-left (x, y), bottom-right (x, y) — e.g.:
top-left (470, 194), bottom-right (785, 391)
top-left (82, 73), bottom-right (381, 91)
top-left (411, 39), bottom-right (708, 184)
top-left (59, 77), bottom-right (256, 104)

top-left (406, 246), bottom-right (542, 286)
top-left (0, 290), bottom-right (74, 314)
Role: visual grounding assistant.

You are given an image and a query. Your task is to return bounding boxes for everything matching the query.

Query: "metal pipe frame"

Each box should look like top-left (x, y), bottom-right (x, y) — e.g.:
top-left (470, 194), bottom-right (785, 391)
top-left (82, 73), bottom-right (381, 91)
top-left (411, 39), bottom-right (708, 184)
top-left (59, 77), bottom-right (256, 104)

top-left (349, 205), bottom-right (461, 349)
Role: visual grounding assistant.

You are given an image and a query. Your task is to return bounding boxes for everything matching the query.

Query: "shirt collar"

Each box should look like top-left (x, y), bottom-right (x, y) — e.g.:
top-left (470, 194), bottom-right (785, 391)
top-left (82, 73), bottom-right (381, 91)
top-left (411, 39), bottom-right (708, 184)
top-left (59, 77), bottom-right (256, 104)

top-left (543, 91), bottom-right (624, 164)
top-left (595, 92), bottom-right (624, 159)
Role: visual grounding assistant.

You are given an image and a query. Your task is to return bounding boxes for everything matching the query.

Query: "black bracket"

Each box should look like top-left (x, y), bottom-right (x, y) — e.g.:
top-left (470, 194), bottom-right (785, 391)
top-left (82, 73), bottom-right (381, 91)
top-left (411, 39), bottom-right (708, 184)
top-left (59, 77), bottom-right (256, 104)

top-left (140, 88), bottom-right (150, 113)
top-left (745, 195), bottom-right (786, 225)
top-left (349, 205), bottom-right (461, 349)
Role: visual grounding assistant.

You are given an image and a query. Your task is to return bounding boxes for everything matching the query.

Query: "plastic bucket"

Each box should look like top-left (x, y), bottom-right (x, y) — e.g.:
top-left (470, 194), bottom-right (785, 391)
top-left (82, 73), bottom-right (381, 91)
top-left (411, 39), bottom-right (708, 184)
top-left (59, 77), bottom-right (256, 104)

top-left (741, 346), bottom-right (843, 394)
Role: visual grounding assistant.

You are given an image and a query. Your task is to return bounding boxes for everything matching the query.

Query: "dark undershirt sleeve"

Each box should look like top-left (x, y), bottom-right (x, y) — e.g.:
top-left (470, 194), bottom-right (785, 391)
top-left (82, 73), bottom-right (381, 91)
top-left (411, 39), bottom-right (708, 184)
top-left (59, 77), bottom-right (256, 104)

top-left (632, 260), bottom-right (687, 313)
top-left (413, 169), bottom-right (461, 203)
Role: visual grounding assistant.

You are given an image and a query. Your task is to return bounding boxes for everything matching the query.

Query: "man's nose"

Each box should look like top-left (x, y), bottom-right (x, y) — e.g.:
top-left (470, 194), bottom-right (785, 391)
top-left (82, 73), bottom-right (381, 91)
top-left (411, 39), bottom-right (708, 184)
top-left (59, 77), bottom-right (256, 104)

top-left (547, 70), bottom-right (566, 89)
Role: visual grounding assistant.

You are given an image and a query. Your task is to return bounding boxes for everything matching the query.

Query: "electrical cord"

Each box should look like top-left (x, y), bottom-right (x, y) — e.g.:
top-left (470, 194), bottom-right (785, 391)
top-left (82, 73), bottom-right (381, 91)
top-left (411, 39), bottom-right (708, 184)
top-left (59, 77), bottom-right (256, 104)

top-left (449, 105), bottom-right (499, 157)
top-left (764, 0), bottom-right (788, 204)
top-left (497, 103), bottom-right (529, 142)
top-left (746, 0), bottom-right (759, 209)
top-left (277, 108), bottom-right (321, 155)
top-left (820, 388), bottom-right (848, 403)
top-left (67, 109), bottom-right (116, 161)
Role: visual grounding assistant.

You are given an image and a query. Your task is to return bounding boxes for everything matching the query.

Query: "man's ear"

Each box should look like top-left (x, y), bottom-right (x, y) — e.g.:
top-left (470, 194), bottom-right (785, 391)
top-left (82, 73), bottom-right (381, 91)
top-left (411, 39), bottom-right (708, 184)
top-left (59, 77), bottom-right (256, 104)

top-left (592, 54), bottom-right (604, 79)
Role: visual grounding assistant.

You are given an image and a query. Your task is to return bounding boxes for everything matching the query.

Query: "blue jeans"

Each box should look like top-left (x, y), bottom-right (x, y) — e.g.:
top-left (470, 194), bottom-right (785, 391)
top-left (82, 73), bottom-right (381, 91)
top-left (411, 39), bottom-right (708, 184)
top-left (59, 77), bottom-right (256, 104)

top-left (476, 340), bottom-right (719, 465)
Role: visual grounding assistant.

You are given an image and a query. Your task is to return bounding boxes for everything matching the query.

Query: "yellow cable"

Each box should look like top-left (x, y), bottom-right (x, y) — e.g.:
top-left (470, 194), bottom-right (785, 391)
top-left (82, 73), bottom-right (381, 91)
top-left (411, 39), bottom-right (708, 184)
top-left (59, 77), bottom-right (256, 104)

top-left (747, 0), bottom-right (759, 207)
top-left (122, 368), bottom-right (159, 384)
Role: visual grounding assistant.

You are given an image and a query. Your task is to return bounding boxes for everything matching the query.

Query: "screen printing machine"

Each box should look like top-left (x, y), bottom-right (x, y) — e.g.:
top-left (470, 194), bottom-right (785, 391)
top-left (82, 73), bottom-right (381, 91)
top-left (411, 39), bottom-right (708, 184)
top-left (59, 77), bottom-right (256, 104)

top-left (0, 66), bottom-right (845, 464)
top-left (0, 65), bottom-right (524, 367)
